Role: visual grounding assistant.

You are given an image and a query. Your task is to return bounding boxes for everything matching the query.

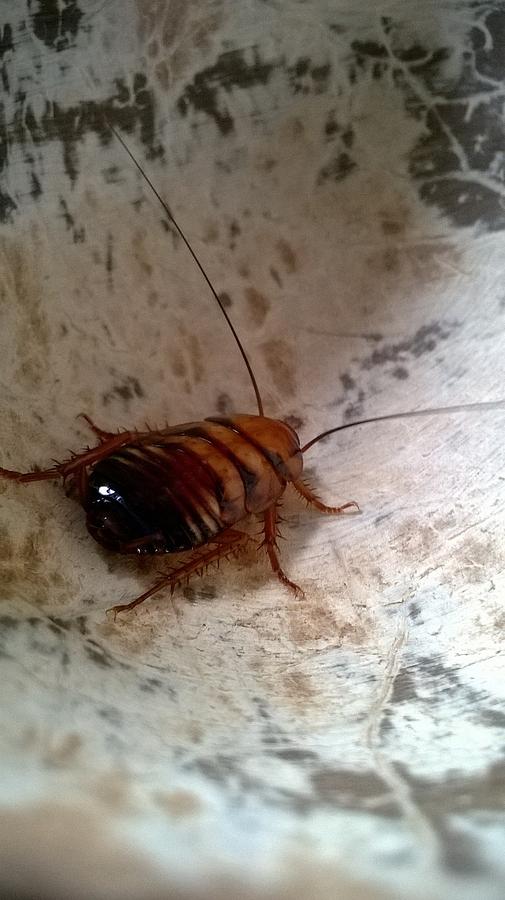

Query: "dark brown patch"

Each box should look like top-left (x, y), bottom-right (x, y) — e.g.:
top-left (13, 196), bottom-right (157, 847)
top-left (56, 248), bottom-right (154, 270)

top-left (187, 334), bottom-right (204, 384)
top-left (276, 238), bottom-right (297, 273)
top-left (106, 232), bottom-right (114, 288)
top-left (318, 151), bottom-right (356, 184)
top-left (216, 393), bottom-right (233, 415)
top-left (381, 219), bottom-right (404, 235)
top-left (203, 222), bottom-right (219, 243)
top-left (340, 372), bottom-right (356, 392)
top-left (258, 157), bottom-right (277, 172)
top-left (42, 733), bottom-right (82, 769)
top-left (154, 789), bottom-right (202, 818)
top-left (244, 286), bottom-right (270, 327)
top-left (457, 534), bottom-right (500, 585)
top-left (102, 376), bottom-right (145, 406)
top-left (269, 266), bottom-right (282, 287)
top-left (382, 247), bottom-right (400, 272)
top-left (283, 414), bottom-right (304, 432)
top-left (261, 338), bottom-right (296, 397)
top-left (170, 350), bottom-right (187, 378)
top-left (0, 525), bottom-right (14, 560)
top-left (3, 241), bottom-right (50, 388)
top-left (343, 389), bottom-right (365, 421)
top-left (282, 671), bottom-right (316, 704)
top-left (85, 643), bottom-right (113, 668)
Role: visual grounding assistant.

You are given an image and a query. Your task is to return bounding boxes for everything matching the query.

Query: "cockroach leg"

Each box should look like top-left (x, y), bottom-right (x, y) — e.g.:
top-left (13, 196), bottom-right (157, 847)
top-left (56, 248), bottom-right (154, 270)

top-left (108, 528), bottom-right (250, 619)
top-left (0, 464), bottom-right (63, 483)
top-left (0, 431), bottom-right (141, 485)
top-left (76, 466), bottom-right (88, 504)
top-left (261, 503), bottom-right (304, 598)
top-left (78, 414), bottom-right (115, 443)
top-left (292, 479), bottom-right (359, 515)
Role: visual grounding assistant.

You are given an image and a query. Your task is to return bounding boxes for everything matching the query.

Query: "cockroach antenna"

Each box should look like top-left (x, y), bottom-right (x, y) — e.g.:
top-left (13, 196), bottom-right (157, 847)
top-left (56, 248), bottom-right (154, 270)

top-left (107, 123), bottom-right (264, 417)
top-left (301, 399), bottom-right (505, 453)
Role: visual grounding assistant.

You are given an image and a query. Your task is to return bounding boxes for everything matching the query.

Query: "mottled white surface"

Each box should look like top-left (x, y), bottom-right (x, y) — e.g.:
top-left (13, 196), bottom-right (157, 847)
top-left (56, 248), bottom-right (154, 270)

top-left (1, 2), bottom-right (505, 898)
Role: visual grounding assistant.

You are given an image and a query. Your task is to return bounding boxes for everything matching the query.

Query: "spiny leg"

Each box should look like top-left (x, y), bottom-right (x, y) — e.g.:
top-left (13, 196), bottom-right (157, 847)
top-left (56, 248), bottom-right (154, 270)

top-left (108, 528), bottom-right (251, 619)
top-left (0, 430), bottom-right (141, 484)
top-left (75, 465), bottom-right (89, 504)
top-left (78, 413), bottom-right (115, 443)
top-left (292, 479), bottom-right (359, 515)
top-left (261, 503), bottom-right (304, 598)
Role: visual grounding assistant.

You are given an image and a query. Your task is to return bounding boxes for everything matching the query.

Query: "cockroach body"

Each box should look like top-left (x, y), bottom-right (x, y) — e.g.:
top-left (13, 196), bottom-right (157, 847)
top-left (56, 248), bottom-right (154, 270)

top-left (1, 126), bottom-right (502, 616)
top-left (86, 416), bottom-right (304, 556)
top-left (0, 411), bottom-right (355, 616)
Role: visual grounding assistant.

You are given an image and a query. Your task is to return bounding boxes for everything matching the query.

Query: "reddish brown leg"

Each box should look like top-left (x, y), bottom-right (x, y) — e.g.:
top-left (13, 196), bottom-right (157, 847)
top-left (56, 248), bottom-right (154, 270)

top-left (108, 529), bottom-right (250, 619)
top-left (76, 465), bottom-right (89, 503)
top-left (261, 503), bottom-right (304, 598)
top-left (292, 479), bottom-right (359, 515)
top-left (0, 431), bottom-right (141, 484)
top-left (78, 413), bottom-right (115, 443)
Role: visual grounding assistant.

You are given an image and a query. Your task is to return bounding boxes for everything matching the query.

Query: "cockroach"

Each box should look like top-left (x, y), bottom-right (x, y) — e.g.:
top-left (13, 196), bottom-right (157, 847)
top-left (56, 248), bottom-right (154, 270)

top-left (0, 127), bottom-right (503, 618)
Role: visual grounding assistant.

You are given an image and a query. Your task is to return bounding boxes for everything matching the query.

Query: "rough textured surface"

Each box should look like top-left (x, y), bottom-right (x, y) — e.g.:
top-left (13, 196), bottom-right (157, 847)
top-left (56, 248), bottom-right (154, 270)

top-left (1, 2), bottom-right (505, 898)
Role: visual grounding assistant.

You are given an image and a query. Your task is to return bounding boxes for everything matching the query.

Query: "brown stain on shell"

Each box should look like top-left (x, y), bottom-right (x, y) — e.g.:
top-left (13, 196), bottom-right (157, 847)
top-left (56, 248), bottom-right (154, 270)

top-left (394, 517), bottom-right (502, 588)
top-left (366, 240), bottom-right (462, 283)
top-left (244, 286), bottom-right (270, 327)
top-left (282, 671), bottom-right (316, 706)
top-left (382, 247), bottom-right (399, 273)
top-left (0, 525), bottom-right (14, 560)
top-left (276, 238), bottom-right (298, 273)
top-left (171, 349), bottom-right (187, 378)
top-left (175, 326), bottom-right (205, 386)
top-left (287, 598), bottom-right (369, 649)
top-left (378, 199), bottom-right (411, 237)
top-left (42, 732), bottom-right (83, 768)
top-left (155, 788), bottom-right (202, 818)
top-left (261, 339), bottom-right (296, 397)
top-left (0, 510), bottom-right (75, 609)
top-left (0, 238), bottom-right (50, 389)
top-left (457, 534), bottom-right (502, 585)
top-left (93, 771), bottom-right (135, 812)
top-left (203, 221), bottom-right (219, 243)
top-left (269, 266), bottom-right (282, 287)
top-left (132, 229), bottom-right (153, 278)
top-left (187, 333), bottom-right (204, 384)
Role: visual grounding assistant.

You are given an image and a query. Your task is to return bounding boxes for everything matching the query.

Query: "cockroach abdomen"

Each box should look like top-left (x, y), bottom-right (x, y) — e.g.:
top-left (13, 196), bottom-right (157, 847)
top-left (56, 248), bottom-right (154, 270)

top-left (85, 454), bottom-right (202, 555)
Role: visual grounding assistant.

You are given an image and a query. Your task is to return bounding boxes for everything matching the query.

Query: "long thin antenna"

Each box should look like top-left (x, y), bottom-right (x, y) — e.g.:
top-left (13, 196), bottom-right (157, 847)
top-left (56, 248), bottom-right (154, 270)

top-left (108, 124), bottom-right (264, 416)
top-left (301, 400), bottom-right (505, 453)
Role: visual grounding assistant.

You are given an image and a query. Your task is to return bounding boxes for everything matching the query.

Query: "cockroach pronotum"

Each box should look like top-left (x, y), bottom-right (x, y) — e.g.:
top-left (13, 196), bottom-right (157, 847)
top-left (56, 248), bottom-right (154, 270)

top-left (0, 126), bottom-right (503, 618)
